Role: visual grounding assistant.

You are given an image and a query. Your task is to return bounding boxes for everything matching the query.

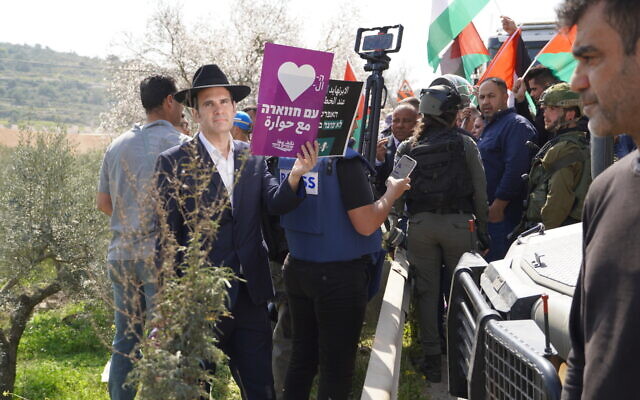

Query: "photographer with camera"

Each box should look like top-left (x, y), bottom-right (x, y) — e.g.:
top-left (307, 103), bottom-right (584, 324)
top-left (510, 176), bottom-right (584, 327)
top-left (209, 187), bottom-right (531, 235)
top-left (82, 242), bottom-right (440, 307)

top-left (394, 81), bottom-right (489, 382)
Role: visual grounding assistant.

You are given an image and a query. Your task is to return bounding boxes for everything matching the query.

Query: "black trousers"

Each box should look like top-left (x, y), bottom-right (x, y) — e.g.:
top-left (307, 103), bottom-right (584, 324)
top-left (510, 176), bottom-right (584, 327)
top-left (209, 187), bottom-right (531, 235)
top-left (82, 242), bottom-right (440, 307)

top-left (204, 282), bottom-right (275, 400)
top-left (282, 255), bottom-right (369, 400)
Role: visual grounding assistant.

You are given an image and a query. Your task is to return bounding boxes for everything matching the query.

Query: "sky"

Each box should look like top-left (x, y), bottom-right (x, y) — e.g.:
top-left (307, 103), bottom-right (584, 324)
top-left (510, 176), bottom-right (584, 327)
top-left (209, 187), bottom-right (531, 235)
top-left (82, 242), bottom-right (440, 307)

top-left (1, 0), bottom-right (564, 88)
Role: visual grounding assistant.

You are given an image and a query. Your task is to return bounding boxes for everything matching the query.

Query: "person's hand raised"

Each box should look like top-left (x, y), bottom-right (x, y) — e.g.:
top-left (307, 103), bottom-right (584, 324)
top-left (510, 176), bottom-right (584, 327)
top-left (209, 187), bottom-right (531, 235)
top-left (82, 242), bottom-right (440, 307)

top-left (290, 141), bottom-right (319, 179)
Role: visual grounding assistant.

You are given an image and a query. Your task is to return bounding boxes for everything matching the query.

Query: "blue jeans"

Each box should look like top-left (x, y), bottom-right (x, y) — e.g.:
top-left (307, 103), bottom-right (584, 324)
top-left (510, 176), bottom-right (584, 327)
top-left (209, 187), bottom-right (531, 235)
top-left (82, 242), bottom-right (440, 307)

top-left (486, 219), bottom-right (518, 262)
top-left (108, 260), bottom-right (158, 400)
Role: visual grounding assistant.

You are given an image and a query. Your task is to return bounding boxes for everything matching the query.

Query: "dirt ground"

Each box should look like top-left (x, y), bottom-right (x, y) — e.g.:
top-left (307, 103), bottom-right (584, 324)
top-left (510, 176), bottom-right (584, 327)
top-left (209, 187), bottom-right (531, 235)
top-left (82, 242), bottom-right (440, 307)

top-left (0, 127), bottom-right (112, 153)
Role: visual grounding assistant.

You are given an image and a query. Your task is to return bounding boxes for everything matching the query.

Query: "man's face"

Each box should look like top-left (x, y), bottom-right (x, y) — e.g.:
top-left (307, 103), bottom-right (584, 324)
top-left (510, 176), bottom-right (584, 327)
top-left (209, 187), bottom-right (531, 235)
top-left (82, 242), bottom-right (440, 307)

top-left (231, 126), bottom-right (250, 143)
top-left (165, 94), bottom-right (184, 126)
top-left (571, 2), bottom-right (640, 137)
top-left (245, 109), bottom-right (256, 122)
top-left (178, 115), bottom-right (190, 135)
top-left (528, 79), bottom-right (547, 102)
top-left (478, 81), bottom-right (508, 120)
top-left (391, 107), bottom-right (418, 141)
top-left (194, 87), bottom-right (236, 136)
top-left (543, 106), bottom-right (570, 132)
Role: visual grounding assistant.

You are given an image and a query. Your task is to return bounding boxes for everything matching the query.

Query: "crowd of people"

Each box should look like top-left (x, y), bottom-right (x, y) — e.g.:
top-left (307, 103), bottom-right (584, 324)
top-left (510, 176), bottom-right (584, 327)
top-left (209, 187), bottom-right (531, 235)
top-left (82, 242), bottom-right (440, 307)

top-left (95, 0), bottom-right (640, 399)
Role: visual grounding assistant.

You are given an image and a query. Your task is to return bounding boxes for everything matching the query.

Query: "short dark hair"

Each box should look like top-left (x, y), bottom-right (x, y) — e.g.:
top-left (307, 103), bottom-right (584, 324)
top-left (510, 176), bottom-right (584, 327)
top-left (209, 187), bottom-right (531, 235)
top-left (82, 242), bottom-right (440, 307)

top-left (139, 75), bottom-right (178, 113)
top-left (481, 77), bottom-right (508, 93)
top-left (557, 0), bottom-right (640, 55)
top-left (524, 66), bottom-right (560, 87)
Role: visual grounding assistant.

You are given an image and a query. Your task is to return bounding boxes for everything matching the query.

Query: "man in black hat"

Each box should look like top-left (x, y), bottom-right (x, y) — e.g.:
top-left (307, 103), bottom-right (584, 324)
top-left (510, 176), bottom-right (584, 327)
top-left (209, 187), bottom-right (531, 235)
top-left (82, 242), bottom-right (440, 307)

top-left (155, 64), bottom-right (318, 399)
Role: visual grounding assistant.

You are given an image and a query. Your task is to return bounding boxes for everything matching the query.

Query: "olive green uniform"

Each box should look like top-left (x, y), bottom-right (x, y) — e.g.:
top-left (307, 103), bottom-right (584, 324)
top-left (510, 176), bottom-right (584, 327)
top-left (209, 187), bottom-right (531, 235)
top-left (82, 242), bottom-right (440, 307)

top-left (396, 133), bottom-right (488, 357)
top-left (524, 129), bottom-right (591, 229)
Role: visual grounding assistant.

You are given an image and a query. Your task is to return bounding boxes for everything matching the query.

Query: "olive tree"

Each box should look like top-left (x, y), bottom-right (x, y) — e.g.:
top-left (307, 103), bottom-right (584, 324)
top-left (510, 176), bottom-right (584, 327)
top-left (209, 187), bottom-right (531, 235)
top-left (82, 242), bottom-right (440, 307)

top-left (0, 130), bottom-right (107, 398)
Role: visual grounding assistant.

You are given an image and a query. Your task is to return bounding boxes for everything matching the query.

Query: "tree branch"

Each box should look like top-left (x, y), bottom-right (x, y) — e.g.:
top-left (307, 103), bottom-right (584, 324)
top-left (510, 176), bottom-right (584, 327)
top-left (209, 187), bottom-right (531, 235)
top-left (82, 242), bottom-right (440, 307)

top-left (29, 281), bottom-right (62, 307)
top-left (9, 281), bottom-right (61, 344)
top-left (0, 278), bottom-right (19, 295)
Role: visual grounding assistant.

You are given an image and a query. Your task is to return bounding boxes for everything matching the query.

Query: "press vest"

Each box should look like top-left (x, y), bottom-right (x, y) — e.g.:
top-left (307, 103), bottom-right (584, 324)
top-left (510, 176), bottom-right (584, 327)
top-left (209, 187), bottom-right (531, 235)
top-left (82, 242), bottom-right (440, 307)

top-left (278, 148), bottom-right (382, 263)
top-left (525, 130), bottom-right (591, 224)
top-left (405, 128), bottom-right (474, 215)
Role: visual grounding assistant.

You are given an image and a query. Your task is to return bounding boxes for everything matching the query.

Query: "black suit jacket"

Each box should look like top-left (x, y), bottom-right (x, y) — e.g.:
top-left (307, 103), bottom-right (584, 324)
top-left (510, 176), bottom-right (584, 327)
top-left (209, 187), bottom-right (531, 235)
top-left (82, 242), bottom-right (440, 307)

top-left (374, 137), bottom-right (398, 197)
top-left (155, 135), bottom-right (304, 305)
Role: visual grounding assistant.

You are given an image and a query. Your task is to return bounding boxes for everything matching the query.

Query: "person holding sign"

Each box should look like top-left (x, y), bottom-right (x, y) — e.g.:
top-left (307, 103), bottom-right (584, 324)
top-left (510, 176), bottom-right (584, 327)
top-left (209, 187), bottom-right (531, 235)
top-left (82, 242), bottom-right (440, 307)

top-left (155, 64), bottom-right (318, 400)
top-left (278, 145), bottom-right (410, 399)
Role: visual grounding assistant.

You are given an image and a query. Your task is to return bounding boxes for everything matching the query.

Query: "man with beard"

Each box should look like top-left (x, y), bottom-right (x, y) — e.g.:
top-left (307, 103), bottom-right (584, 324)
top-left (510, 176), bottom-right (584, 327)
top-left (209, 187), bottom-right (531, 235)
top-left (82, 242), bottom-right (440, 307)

top-left (513, 67), bottom-right (562, 147)
top-left (477, 77), bottom-right (537, 261)
top-left (557, 0), bottom-right (640, 398)
top-left (519, 83), bottom-right (591, 233)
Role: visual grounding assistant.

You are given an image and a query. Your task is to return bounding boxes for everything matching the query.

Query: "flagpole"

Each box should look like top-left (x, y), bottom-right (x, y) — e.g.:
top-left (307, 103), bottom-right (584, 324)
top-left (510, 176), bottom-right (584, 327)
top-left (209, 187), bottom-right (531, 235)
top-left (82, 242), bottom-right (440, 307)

top-left (492, 0), bottom-right (504, 17)
top-left (521, 55), bottom-right (540, 81)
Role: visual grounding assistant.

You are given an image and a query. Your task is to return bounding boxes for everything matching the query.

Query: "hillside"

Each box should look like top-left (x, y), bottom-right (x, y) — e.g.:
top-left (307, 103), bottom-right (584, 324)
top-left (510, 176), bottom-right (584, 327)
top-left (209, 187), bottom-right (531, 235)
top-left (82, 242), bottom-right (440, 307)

top-left (0, 43), bottom-right (111, 128)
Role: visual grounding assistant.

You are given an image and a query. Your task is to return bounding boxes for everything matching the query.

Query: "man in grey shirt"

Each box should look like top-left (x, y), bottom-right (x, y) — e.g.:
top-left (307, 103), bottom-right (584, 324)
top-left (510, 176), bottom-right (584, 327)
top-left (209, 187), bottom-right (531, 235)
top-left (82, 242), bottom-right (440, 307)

top-left (96, 75), bottom-right (190, 400)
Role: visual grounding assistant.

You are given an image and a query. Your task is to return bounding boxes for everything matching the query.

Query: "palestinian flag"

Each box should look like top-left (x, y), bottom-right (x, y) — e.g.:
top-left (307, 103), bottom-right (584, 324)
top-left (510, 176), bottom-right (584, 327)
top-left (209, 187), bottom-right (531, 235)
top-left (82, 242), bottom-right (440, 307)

top-left (427, 0), bottom-right (490, 71)
top-left (478, 28), bottom-right (532, 89)
top-left (344, 60), bottom-right (365, 150)
top-left (535, 25), bottom-right (577, 82)
top-left (440, 22), bottom-right (490, 81)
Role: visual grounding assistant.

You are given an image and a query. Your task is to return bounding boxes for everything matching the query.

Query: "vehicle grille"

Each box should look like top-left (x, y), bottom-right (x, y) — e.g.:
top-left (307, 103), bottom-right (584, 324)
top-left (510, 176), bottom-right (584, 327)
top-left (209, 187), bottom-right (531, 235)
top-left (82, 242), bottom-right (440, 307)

top-left (483, 320), bottom-right (561, 400)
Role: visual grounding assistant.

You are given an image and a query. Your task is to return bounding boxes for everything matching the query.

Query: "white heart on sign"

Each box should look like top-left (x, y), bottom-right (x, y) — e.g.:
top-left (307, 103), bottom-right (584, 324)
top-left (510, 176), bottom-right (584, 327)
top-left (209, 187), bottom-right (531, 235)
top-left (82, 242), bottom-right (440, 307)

top-left (277, 62), bottom-right (316, 102)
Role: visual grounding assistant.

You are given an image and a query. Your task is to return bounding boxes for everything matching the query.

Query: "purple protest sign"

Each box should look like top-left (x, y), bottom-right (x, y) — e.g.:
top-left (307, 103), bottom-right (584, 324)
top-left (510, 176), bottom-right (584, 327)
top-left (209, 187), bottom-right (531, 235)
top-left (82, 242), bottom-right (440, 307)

top-left (251, 43), bottom-right (334, 157)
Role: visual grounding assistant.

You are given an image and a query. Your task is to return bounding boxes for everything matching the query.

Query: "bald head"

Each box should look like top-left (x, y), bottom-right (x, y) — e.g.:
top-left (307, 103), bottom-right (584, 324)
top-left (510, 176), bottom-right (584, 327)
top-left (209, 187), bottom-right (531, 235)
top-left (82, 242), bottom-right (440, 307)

top-left (392, 105), bottom-right (418, 141)
top-left (478, 79), bottom-right (509, 120)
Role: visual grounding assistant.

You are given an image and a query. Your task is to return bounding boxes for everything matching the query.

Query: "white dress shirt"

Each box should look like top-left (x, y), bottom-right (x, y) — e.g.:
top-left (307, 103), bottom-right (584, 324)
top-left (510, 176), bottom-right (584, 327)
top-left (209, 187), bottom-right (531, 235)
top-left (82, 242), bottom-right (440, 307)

top-left (199, 132), bottom-right (236, 206)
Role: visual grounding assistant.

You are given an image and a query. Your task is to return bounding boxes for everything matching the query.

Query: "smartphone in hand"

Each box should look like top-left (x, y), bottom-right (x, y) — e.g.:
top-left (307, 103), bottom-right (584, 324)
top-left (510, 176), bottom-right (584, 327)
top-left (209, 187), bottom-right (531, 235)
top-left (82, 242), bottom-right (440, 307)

top-left (390, 155), bottom-right (417, 179)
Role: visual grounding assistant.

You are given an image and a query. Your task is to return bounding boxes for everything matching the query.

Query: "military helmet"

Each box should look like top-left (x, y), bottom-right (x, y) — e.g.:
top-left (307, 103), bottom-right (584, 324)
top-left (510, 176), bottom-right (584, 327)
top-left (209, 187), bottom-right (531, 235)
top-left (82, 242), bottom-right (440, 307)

top-left (430, 74), bottom-right (473, 107)
top-left (419, 84), bottom-right (462, 116)
top-left (540, 82), bottom-right (581, 108)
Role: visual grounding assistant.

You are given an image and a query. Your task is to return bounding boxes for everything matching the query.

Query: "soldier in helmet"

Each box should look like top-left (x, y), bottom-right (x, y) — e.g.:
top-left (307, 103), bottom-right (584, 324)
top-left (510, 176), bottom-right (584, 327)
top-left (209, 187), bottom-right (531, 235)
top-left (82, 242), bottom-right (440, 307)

top-left (395, 83), bottom-right (489, 382)
top-left (518, 83), bottom-right (591, 233)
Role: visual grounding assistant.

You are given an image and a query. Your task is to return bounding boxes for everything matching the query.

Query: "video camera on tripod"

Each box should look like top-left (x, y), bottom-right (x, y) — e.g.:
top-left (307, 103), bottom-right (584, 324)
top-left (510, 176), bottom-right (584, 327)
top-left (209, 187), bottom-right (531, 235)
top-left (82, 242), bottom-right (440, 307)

top-left (353, 25), bottom-right (403, 166)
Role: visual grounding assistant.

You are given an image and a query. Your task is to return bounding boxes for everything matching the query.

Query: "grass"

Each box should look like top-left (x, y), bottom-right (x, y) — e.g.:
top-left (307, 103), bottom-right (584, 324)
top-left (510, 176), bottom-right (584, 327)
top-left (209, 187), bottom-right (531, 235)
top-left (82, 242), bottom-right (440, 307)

top-left (14, 301), bottom-right (112, 400)
top-left (12, 301), bottom-right (243, 400)
top-left (10, 298), bottom-right (429, 400)
top-left (354, 312), bottom-right (430, 399)
top-left (398, 320), bottom-right (431, 399)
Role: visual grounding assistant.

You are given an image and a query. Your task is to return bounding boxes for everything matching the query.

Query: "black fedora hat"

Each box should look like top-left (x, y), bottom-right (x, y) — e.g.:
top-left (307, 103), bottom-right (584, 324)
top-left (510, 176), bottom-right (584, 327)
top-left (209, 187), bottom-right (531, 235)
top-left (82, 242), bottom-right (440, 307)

top-left (174, 64), bottom-right (251, 107)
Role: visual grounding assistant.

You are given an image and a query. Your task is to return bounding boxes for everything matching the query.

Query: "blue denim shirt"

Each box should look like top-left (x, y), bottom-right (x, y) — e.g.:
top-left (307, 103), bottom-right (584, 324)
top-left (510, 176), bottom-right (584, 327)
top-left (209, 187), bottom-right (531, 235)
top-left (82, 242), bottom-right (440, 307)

top-left (477, 108), bottom-right (537, 223)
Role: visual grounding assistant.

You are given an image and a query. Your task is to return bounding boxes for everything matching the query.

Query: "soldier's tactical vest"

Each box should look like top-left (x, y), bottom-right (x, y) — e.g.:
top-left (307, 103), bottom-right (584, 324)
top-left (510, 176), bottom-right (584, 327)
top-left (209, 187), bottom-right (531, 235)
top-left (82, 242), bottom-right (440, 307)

top-left (406, 129), bottom-right (474, 216)
top-left (525, 130), bottom-right (591, 224)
